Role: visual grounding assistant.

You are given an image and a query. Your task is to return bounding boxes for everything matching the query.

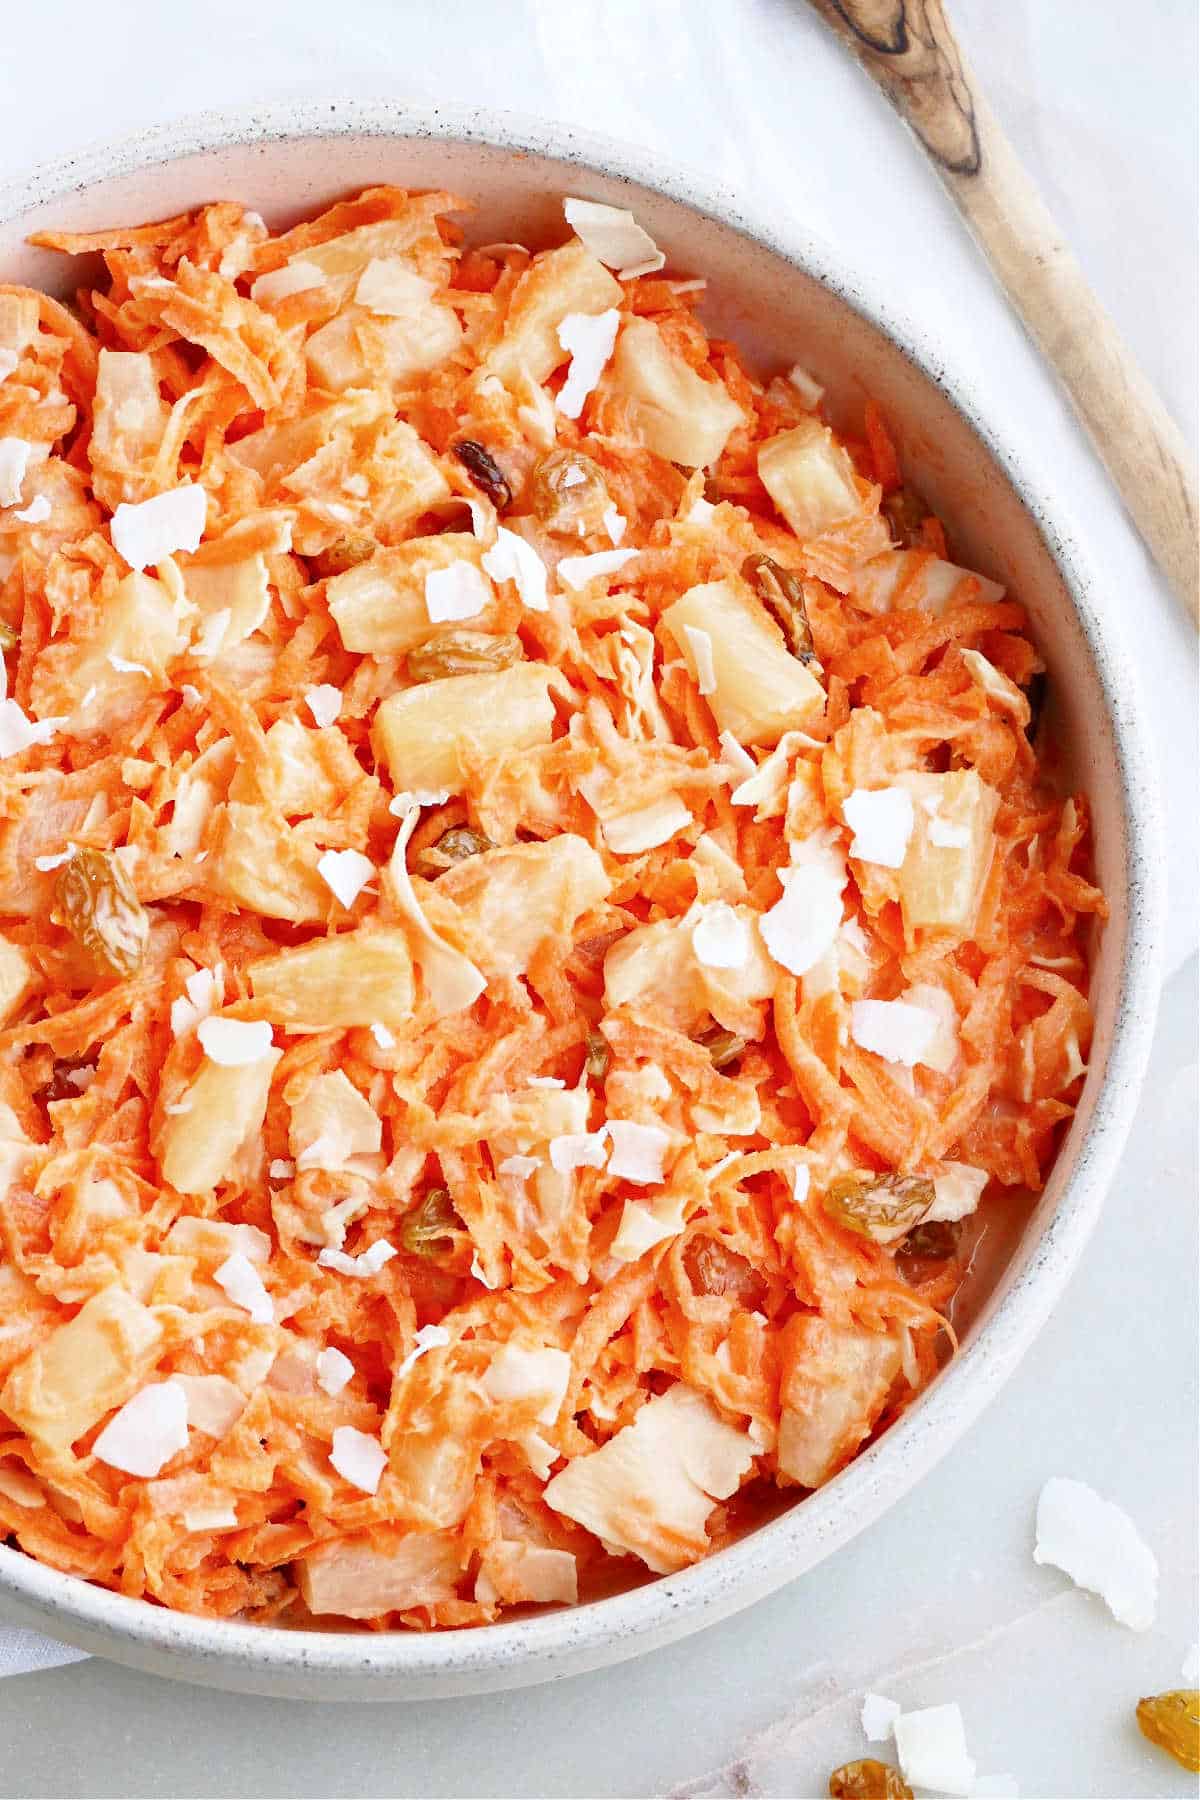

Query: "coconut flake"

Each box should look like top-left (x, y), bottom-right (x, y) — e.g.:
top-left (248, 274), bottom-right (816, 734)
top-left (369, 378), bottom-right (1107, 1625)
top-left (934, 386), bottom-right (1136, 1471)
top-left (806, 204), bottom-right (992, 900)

top-left (33, 847), bottom-right (74, 872)
top-left (470, 1253), bottom-right (497, 1289)
top-left (14, 494), bottom-right (51, 525)
top-left (527, 1076), bottom-right (565, 1089)
top-left (481, 526), bottom-right (549, 612)
top-left (691, 902), bottom-right (751, 970)
top-left (861, 1692), bottom-right (902, 1742)
top-left (388, 787), bottom-right (453, 815)
top-left (330, 1425), bottom-right (387, 1495)
top-left (792, 1164), bottom-right (811, 1203)
top-left (170, 965), bottom-right (220, 1038)
top-left (557, 547), bottom-right (638, 591)
top-left (786, 364), bottom-right (825, 409)
top-left (844, 786), bottom-right (915, 869)
top-left (1033, 1476), bottom-right (1158, 1630)
top-left (397, 1322), bottom-right (451, 1379)
top-left (111, 484), bottom-right (207, 570)
top-left (369, 1022), bottom-right (395, 1050)
top-left (556, 308), bottom-right (620, 419)
top-left (681, 624), bottom-right (717, 695)
top-left (606, 1119), bottom-right (671, 1186)
top-left (250, 259), bottom-right (325, 306)
top-left (893, 1704), bottom-right (976, 1798)
top-left (603, 503), bottom-right (627, 544)
top-left (424, 559), bottom-right (491, 624)
top-left (213, 1251), bottom-right (274, 1324)
top-left (610, 1196), bottom-right (685, 1262)
top-left (0, 700), bottom-right (63, 759)
top-left (498, 1154), bottom-right (541, 1180)
top-left (317, 847), bottom-right (374, 909)
top-left (930, 815), bottom-right (971, 848)
top-left (184, 1506), bottom-right (238, 1533)
top-left (601, 795), bottom-right (692, 855)
top-left (107, 653), bottom-right (152, 678)
top-left (548, 1129), bottom-right (610, 1174)
top-left (317, 1239), bottom-right (397, 1279)
top-left (268, 1158), bottom-right (295, 1180)
top-left (719, 730), bottom-right (757, 780)
top-left (93, 1381), bottom-right (189, 1478)
top-left (0, 350), bottom-right (17, 384)
top-left (354, 258), bottom-right (435, 316)
top-left (761, 832), bottom-right (847, 977)
top-left (850, 998), bottom-right (939, 1068)
top-left (0, 438), bottom-right (31, 507)
top-left (928, 1161), bottom-right (989, 1222)
top-left (563, 198), bottom-right (663, 277)
top-left (197, 1016), bottom-right (274, 1067)
top-left (315, 1346), bottom-right (355, 1396)
top-left (305, 683), bottom-right (342, 727)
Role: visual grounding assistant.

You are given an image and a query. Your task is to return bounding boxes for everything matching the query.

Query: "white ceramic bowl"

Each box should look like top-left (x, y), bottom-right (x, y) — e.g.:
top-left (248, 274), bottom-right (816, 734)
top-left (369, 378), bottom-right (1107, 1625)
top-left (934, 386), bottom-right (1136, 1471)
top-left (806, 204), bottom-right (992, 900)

top-left (0, 99), bottom-right (1164, 1701)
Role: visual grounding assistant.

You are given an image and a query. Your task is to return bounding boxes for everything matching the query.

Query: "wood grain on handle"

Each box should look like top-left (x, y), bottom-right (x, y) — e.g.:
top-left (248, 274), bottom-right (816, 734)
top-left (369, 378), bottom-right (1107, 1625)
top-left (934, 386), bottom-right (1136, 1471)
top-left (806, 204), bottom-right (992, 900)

top-left (809, 0), bottom-right (1200, 621)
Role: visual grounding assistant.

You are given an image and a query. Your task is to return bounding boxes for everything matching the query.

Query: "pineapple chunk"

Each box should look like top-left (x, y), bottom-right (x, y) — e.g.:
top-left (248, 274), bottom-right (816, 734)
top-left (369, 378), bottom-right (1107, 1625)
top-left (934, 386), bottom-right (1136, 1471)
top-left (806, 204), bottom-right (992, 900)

top-left (609, 318), bottom-right (743, 468)
top-left (328, 535), bottom-right (496, 654)
top-left (758, 419), bottom-right (861, 539)
top-left (297, 1530), bottom-right (462, 1619)
top-left (90, 350), bottom-right (167, 502)
top-left (206, 803), bottom-right (331, 924)
top-left (434, 836), bottom-right (610, 977)
top-left (289, 1069), bottom-right (382, 1173)
top-left (543, 1385), bottom-right (755, 1573)
top-left (777, 1315), bottom-right (902, 1488)
top-left (0, 937), bottom-right (34, 1025)
top-left (898, 770), bottom-right (999, 935)
top-left (850, 550), bottom-right (1006, 616)
top-left (373, 663), bottom-right (559, 795)
top-left (228, 718), bottom-right (341, 816)
top-left (603, 906), bottom-right (775, 1036)
top-left (68, 569), bottom-right (188, 718)
top-left (289, 218), bottom-right (449, 287)
top-left (181, 553), bottom-right (270, 655)
top-left (248, 928), bottom-right (415, 1031)
top-left (486, 240), bottom-right (623, 386)
top-left (0, 1285), bottom-right (164, 1454)
top-left (306, 298), bottom-right (462, 393)
top-left (159, 1047), bottom-right (281, 1196)
top-left (662, 578), bottom-right (824, 746)
top-left (370, 420), bottom-right (451, 534)
top-left (227, 392), bottom-right (387, 485)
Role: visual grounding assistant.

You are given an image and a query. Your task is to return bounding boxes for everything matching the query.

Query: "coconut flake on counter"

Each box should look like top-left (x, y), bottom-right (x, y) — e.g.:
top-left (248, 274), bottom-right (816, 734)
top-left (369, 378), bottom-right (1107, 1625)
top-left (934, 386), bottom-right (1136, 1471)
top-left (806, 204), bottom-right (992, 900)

top-left (317, 1239), bottom-right (397, 1279)
top-left (850, 998), bottom-right (939, 1068)
top-left (1033, 1475), bottom-right (1158, 1630)
top-left (481, 526), bottom-right (549, 611)
top-left (556, 546), bottom-right (638, 591)
top-left (861, 1692), bottom-right (902, 1742)
top-left (893, 1703), bottom-right (977, 1798)
top-left (110, 483), bottom-right (207, 570)
top-left (14, 494), bottom-right (51, 525)
top-left (397, 1323), bottom-right (452, 1380)
top-left (305, 683), bottom-right (342, 728)
top-left (0, 437), bottom-right (31, 507)
top-left (681, 624), bottom-right (717, 695)
top-left (691, 901), bottom-right (751, 970)
top-left (761, 831), bottom-right (847, 977)
top-left (196, 1016), bottom-right (274, 1067)
top-left (603, 503), bottom-right (627, 544)
top-left (316, 847), bottom-right (374, 910)
top-left (606, 1119), bottom-right (671, 1186)
top-left (843, 786), bottom-right (915, 868)
top-left (213, 1251), bottom-right (274, 1325)
top-left (556, 308), bottom-right (621, 419)
top-left (315, 1347), bottom-right (355, 1397)
top-left (563, 198), bottom-right (665, 278)
top-left (330, 1425), bottom-right (387, 1495)
top-left (548, 1129), bottom-right (610, 1174)
top-left (424, 559), bottom-right (491, 623)
top-left (93, 1381), bottom-right (189, 1478)
top-left (369, 1022), bottom-right (395, 1051)
top-left (250, 259), bottom-right (325, 307)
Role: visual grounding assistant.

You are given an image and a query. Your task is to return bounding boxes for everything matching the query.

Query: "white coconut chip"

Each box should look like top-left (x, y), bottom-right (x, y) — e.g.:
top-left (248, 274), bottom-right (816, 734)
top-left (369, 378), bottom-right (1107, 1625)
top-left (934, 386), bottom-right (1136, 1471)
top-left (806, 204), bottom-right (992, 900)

top-left (527, 1075), bottom-right (565, 1089)
top-left (196, 1016), bottom-right (274, 1067)
top-left (470, 1253), bottom-right (497, 1290)
top-left (1033, 1475), bottom-right (1158, 1630)
top-left (397, 1323), bottom-right (452, 1380)
top-left (786, 364), bottom-right (825, 409)
top-left (315, 1346), bottom-right (355, 1397)
top-left (498, 1154), bottom-right (541, 1180)
top-left (930, 815), bottom-right (972, 848)
top-left (424, 559), bottom-right (491, 623)
top-left (33, 847), bottom-right (74, 872)
top-left (213, 1251), bottom-right (274, 1325)
top-left (927, 1161), bottom-right (989, 1223)
top-left (0, 437), bottom-right (31, 507)
top-left (369, 1022), bottom-right (395, 1050)
top-left (761, 833), bottom-right (846, 977)
top-left (107, 653), bottom-right (151, 677)
top-left (110, 484), bottom-right (207, 570)
top-left (691, 902), bottom-right (751, 970)
top-left (330, 1426), bottom-right (387, 1495)
top-left (843, 786), bottom-right (915, 869)
top-left (606, 1119), bottom-right (671, 1186)
top-left (681, 624), bottom-right (718, 695)
top-left (250, 259), bottom-right (325, 307)
top-left (792, 1164), bottom-right (811, 1203)
top-left (481, 526), bottom-right (549, 611)
top-left (388, 787), bottom-right (452, 815)
top-left (93, 1381), bottom-right (189, 1478)
top-left (719, 730), bottom-right (757, 780)
top-left (861, 1692), bottom-right (902, 1742)
top-left (184, 1506), bottom-right (239, 1533)
top-left (850, 998), bottom-right (939, 1068)
top-left (601, 795), bottom-right (692, 855)
top-left (317, 1240), bottom-right (397, 1279)
top-left (555, 308), bottom-right (621, 419)
top-left (0, 350), bottom-right (17, 384)
top-left (556, 547), bottom-right (638, 591)
top-left (316, 847), bottom-right (374, 909)
top-left (548, 1129), bottom-right (610, 1174)
top-left (354, 258), bottom-right (435, 316)
top-left (14, 494), bottom-right (51, 525)
top-left (0, 700), bottom-right (63, 759)
top-left (305, 683), bottom-right (342, 727)
top-left (268, 1158), bottom-right (295, 1180)
top-left (603, 503), bottom-right (627, 544)
top-left (563, 198), bottom-right (664, 278)
top-left (609, 1198), bottom-right (684, 1263)
top-left (893, 1703), bottom-right (977, 1798)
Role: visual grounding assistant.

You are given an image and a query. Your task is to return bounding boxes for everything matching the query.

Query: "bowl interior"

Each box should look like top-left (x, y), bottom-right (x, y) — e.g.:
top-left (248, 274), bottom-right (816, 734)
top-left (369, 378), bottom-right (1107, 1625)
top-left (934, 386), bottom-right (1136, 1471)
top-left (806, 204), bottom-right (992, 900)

top-left (0, 108), bottom-right (1155, 1698)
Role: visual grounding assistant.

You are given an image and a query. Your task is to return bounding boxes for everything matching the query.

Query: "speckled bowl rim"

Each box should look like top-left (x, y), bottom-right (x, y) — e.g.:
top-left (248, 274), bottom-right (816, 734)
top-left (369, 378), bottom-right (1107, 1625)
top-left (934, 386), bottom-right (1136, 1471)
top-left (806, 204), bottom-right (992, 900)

top-left (0, 97), bottom-right (1165, 1696)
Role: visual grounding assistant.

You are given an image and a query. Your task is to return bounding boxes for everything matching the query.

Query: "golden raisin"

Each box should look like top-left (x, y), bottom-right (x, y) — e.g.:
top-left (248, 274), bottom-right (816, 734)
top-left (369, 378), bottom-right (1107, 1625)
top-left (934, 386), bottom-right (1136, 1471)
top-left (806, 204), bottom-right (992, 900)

top-left (53, 848), bottom-right (149, 978)
top-left (584, 1030), bottom-right (611, 1079)
top-left (406, 631), bottom-right (524, 681)
top-left (742, 553), bottom-right (816, 662)
top-left (1136, 1691), bottom-right (1200, 1772)
top-left (528, 450), bottom-right (611, 537)
top-left (696, 1024), bottom-right (748, 1070)
top-left (399, 1187), bottom-right (461, 1259)
top-left (823, 1173), bottom-right (935, 1245)
top-left (880, 486), bottom-right (930, 549)
top-left (683, 1237), bottom-right (764, 1306)
top-left (828, 1759), bottom-right (913, 1799)
top-left (310, 534), bottom-right (377, 578)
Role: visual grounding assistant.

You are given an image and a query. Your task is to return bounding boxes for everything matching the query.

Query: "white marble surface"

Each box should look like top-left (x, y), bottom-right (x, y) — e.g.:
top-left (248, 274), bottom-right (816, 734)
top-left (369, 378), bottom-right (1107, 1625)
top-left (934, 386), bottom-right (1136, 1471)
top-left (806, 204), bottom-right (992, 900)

top-left (0, 1), bottom-right (1196, 1794)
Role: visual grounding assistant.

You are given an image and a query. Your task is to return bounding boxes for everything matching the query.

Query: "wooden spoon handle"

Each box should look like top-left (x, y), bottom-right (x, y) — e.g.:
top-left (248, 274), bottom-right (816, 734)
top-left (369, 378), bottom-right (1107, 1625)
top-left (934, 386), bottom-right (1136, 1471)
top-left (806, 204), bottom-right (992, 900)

top-left (809, 0), bottom-right (1200, 621)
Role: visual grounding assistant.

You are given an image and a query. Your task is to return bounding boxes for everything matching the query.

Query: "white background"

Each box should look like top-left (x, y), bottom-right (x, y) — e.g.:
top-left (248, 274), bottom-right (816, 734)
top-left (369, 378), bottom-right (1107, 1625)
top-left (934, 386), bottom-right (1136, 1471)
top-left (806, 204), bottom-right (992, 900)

top-left (0, 2), bottom-right (1196, 1795)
